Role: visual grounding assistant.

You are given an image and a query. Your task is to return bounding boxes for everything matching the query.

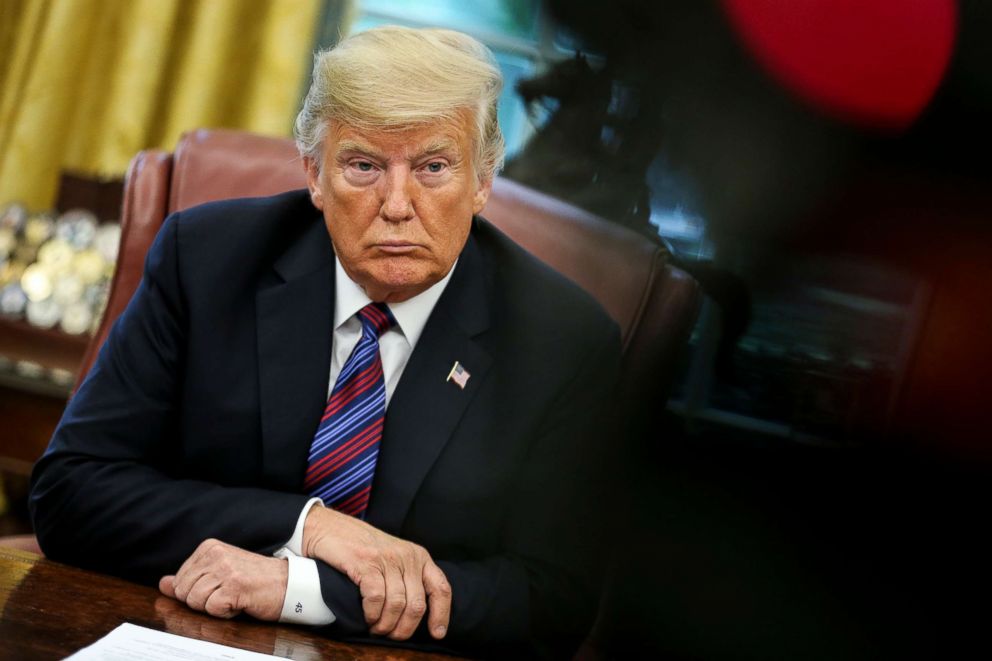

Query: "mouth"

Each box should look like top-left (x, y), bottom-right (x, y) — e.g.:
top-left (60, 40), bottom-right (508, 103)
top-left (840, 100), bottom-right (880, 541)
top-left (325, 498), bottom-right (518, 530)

top-left (374, 241), bottom-right (421, 255)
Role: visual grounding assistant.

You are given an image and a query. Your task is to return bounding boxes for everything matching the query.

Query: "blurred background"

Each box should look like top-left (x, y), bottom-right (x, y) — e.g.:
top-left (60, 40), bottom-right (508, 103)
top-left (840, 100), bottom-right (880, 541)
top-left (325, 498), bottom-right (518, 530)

top-left (2, 0), bottom-right (991, 658)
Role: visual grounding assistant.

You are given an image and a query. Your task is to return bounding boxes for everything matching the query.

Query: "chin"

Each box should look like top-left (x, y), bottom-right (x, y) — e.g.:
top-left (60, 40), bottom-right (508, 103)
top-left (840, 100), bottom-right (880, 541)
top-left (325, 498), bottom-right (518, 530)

top-left (362, 265), bottom-right (439, 301)
top-left (377, 259), bottom-right (438, 284)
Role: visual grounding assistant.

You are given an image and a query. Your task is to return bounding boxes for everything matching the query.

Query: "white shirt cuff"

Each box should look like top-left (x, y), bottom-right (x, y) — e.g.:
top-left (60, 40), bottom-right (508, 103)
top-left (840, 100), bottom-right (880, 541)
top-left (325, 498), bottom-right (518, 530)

top-left (285, 497), bottom-right (324, 556)
top-left (274, 549), bottom-right (335, 625)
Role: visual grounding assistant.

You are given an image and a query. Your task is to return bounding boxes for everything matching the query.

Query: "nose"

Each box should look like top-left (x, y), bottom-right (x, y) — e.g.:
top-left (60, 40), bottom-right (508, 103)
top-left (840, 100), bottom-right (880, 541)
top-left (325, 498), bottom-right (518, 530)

top-left (379, 166), bottom-right (415, 222)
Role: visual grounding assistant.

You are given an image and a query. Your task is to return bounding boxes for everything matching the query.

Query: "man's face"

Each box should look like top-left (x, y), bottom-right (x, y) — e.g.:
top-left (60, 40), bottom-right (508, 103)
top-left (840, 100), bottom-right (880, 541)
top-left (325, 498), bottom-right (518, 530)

top-left (305, 113), bottom-right (492, 303)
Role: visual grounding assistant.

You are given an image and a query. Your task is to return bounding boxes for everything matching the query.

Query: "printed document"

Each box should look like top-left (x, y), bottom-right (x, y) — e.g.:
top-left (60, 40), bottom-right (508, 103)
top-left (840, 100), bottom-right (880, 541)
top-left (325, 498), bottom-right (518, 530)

top-left (68, 622), bottom-right (281, 660)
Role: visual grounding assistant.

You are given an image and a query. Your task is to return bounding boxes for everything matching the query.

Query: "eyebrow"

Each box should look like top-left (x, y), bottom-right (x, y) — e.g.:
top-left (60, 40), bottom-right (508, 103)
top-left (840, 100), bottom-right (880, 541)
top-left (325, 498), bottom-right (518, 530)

top-left (334, 141), bottom-right (385, 161)
top-left (416, 140), bottom-right (459, 159)
top-left (334, 139), bottom-right (459, 162)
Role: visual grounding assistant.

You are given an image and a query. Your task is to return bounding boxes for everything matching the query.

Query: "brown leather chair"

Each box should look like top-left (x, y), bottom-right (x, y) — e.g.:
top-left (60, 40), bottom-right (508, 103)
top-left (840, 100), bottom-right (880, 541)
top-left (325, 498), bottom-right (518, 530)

top-left (4, 128), bottom-right (700, 556)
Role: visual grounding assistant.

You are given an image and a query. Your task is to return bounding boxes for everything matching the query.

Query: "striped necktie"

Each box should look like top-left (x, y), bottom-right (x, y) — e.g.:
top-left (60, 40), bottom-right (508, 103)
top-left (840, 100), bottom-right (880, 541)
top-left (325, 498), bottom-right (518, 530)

top-left (304, 302), bottom-right (395, 518)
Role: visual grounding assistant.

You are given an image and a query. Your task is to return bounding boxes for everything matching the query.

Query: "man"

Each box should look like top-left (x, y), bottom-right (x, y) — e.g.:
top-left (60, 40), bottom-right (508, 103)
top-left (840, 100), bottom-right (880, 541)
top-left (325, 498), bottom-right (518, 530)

top-left (30, 26), bottom-right (621, 658)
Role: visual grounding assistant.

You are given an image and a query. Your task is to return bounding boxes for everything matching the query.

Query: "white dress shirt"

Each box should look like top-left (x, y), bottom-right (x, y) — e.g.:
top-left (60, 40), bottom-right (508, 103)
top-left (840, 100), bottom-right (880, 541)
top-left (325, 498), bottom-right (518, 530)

top-left (275, 256), bottom-right (457, 625)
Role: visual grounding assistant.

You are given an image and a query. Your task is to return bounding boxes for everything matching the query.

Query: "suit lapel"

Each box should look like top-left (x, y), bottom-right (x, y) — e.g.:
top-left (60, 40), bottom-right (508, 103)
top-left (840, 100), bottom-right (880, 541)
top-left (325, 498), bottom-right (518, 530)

top-left (368, 230), bottom-right (493, 532)
top-left (256, 212), bottom-right (335, 491)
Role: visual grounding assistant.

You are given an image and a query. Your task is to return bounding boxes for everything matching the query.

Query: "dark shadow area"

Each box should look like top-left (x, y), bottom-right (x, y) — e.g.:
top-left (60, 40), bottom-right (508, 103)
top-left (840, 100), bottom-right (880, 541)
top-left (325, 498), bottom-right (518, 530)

top-left (591, 413), bottom-right (991, 659)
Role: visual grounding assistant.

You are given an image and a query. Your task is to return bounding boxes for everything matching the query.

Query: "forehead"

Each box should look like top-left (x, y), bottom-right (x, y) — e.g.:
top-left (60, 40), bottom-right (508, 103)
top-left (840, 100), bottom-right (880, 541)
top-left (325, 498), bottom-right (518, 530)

top-left (325, 114), bottom-right (474, 158)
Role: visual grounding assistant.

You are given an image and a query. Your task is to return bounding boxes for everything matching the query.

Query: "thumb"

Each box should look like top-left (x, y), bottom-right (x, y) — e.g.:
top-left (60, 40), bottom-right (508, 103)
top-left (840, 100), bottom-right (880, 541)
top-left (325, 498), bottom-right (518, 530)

top-left (159, 575), bottom-right (177, 598)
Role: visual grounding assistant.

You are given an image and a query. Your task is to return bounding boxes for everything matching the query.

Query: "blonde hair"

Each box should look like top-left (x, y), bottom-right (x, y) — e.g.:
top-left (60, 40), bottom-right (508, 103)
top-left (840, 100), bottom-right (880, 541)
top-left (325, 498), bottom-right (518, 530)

top-left (295, 25), bottom-right (505, 181)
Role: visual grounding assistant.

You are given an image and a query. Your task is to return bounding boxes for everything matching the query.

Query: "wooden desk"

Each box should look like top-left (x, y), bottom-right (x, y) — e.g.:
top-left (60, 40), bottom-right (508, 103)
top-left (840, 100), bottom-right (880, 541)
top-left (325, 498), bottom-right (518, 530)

top-left (0, 547), bottom-right (458, 660)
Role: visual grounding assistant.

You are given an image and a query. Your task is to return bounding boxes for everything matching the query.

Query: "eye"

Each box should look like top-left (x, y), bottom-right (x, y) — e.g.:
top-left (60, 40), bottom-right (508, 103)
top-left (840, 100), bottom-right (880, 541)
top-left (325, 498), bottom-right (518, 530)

top-left (353, 161), bottom-right (375, 172)
top-left (423, 161), bottom-right (446, 174)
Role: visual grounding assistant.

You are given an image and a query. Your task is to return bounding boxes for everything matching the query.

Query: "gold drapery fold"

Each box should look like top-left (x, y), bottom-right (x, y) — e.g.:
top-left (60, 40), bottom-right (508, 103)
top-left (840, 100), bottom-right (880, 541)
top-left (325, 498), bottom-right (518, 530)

top-left (0, 0), bottom-right (325, 211)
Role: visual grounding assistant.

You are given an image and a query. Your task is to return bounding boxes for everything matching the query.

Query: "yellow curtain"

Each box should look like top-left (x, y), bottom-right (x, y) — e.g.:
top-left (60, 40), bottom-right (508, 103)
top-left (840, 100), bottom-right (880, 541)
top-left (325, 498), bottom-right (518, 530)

top-left (0, 0), bottom-right (327, 211)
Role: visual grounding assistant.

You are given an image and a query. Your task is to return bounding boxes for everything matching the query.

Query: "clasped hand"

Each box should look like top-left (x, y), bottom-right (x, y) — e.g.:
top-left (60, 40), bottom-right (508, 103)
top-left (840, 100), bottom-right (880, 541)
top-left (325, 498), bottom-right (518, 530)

top-left (159, 507), bottom-right (451, 642)
top-left (302, 505), bottom-right (451, 641)
top-left (159, 539), bottom-right (286, 621)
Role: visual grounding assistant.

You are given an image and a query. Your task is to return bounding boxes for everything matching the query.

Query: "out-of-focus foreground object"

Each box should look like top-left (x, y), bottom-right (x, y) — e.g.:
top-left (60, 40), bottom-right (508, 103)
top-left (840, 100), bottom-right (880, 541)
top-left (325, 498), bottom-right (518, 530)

top-left (721, 0), bottom-right (957, 129)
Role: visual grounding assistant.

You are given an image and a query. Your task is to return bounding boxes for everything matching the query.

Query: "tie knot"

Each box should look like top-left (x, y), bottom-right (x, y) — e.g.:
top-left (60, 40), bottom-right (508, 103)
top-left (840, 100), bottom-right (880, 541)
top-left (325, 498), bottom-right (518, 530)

top-left (358, 302), bottom-right (395, 339)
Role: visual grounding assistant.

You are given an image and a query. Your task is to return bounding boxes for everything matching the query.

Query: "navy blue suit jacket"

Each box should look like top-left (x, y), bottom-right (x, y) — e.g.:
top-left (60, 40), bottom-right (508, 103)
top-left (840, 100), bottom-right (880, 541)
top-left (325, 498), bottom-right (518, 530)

top-left (30, 190), bottom-right (621, 658)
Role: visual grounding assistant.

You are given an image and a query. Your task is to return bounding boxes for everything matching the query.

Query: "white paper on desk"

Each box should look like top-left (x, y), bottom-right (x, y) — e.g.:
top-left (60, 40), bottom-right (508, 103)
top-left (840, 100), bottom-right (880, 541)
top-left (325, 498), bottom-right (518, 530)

top-left (66, 622), bottom-right (281, 661)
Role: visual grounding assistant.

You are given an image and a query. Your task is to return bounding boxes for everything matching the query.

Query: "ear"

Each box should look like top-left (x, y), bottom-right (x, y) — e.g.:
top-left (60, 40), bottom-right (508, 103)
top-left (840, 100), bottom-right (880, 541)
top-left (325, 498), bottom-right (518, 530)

top-left (303, 156), bottom-right (324, 210)
top-left (472, 178), bottom-right (493, 215)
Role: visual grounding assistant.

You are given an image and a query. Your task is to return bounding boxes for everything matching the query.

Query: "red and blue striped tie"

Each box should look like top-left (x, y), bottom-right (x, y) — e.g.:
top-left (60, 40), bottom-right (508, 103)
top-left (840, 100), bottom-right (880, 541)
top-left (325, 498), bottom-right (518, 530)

top-left (304, 302), bottom-right (395, 518)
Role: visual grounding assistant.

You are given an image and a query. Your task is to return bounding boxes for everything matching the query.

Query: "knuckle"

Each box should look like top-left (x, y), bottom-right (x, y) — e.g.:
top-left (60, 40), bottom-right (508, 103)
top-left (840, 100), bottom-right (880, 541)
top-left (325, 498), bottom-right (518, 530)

top-left (385, 596), bottom-right (406, 613)
top-left (435, 581), bottom-right (452, 598)
top-left (345, 565), bottom-right (365, 584)
top-left (408, 600), bottom-right (427, 617)
top-left (199, 538), bottom-right (220, 554)
top-left (206, 597), bottom-right (232, 618)
top-left (362, 560), bottom-right (384, 575)
top-left (360, 579), bottom-right (385, 599)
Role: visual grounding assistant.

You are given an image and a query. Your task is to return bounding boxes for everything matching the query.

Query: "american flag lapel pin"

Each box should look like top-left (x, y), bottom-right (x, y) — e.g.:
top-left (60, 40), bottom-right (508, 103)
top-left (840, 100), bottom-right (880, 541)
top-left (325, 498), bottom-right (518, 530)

top-left (447, 361), bottom-right (471, 389)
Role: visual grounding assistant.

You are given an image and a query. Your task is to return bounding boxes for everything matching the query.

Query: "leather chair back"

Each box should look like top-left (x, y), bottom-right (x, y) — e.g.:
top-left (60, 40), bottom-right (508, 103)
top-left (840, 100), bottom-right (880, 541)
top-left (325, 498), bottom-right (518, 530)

top-left (79, 129), bottom-right (701, 414)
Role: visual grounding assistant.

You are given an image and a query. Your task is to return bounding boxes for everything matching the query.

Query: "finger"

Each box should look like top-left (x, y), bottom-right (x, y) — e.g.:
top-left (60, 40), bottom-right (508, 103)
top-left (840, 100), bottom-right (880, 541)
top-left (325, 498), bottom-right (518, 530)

top-left (175, 538), bottom-right (230, 599)
top-left (388, 559), bottom-right (428, 641)
top-left (172, 550), bottom-right (210, 602)
top-left (360, 571), bottom-right (386, 625)
top-left (184, 574), bottom-right (223, 612)
top-left (424, 562), bottom-right (452, 639)
top-left (159, 575), bottom-right (176, 598)
top-left (204, 587), bottom-right (241, 619)
top-left (369, 562), bottom-right (406, 635)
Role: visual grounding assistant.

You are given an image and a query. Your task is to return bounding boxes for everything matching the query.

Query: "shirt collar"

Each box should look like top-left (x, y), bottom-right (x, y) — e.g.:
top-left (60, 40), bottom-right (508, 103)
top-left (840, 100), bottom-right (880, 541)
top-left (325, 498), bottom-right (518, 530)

top-left (333, 257), bottom-right (457, 349)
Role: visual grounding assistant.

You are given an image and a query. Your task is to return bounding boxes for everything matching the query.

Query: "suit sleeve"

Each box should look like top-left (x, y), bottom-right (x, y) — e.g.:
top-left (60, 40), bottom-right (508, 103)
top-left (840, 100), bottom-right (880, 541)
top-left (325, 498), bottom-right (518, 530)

top-left (314, 317), bottom-right (622, 658)
top-left (29, 214), bottom-right (311, 584)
